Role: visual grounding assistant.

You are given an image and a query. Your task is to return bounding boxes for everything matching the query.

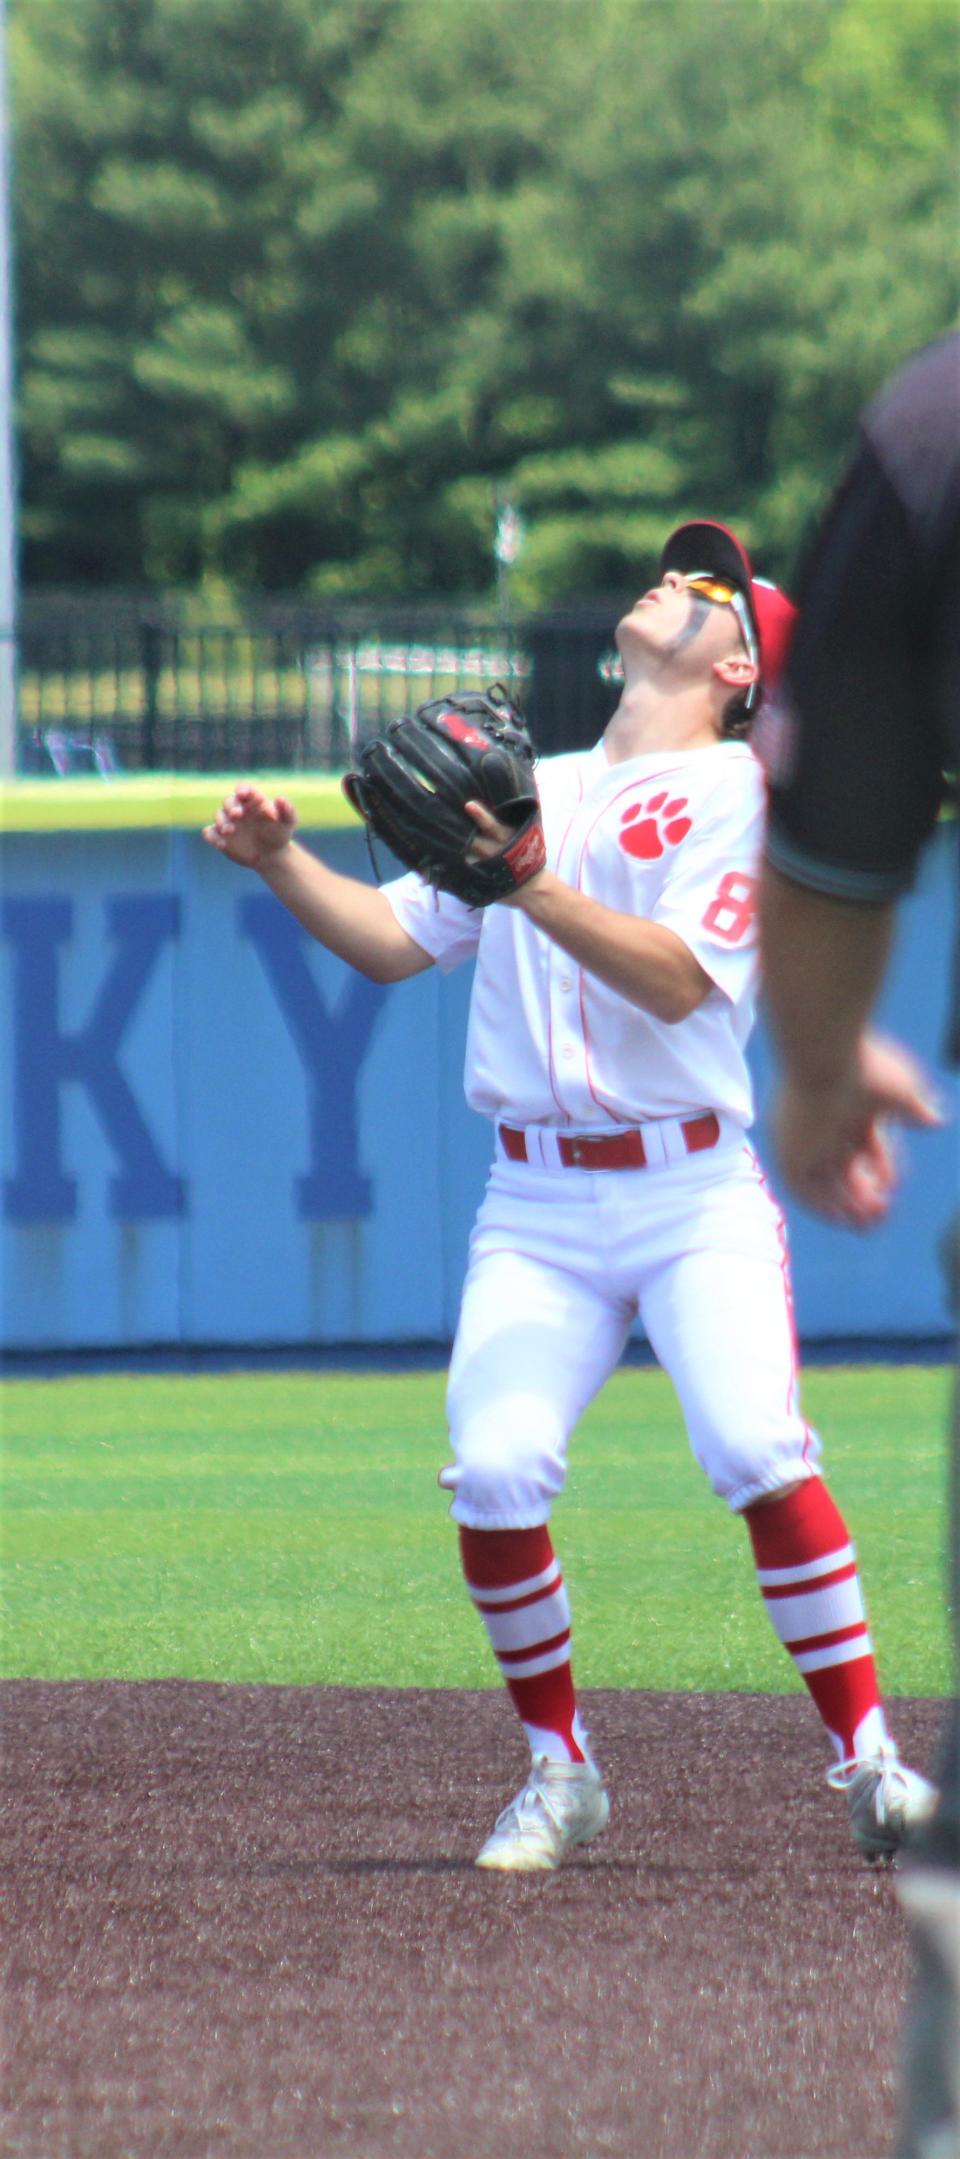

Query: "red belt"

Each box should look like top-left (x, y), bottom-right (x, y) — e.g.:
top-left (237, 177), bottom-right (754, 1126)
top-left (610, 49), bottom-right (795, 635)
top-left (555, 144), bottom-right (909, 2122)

top-left (498, 1112), bottom-right (721, 1171)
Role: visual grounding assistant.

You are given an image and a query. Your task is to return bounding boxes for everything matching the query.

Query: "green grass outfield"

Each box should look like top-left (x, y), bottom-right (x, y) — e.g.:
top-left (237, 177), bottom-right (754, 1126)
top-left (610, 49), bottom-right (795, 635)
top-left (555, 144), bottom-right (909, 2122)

top-left (1, 1365), bottom-right (951, 1695)
top-left (0, 772), bottom-right (354, 832)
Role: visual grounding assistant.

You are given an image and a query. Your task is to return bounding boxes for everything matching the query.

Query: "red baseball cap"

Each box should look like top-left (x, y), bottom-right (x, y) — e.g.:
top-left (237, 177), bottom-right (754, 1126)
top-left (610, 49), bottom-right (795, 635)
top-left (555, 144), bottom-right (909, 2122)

top-left (659, 519), bottom-right (797, 711)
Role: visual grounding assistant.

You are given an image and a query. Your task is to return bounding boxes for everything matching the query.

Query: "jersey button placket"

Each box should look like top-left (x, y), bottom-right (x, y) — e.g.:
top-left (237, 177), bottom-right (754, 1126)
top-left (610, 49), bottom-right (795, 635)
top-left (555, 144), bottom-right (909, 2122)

top-left (546, 947), bottom-right (576, 1117)
top-left (547, 818), bottom-right (590, 1117)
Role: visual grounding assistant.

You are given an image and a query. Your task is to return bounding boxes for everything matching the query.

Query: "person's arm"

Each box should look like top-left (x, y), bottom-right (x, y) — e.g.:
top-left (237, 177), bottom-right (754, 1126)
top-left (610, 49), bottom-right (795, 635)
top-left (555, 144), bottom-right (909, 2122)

top-left (511, 871), bottom-right (711, 1021)
top-left (758, 865), bottom-right (941, 1225)
top-left (202, 783), bottom-right (434, 985)
top-left (759, 871), bottom-right (894, 1085)
top-left (465, 800), bottom-right (711, 1021)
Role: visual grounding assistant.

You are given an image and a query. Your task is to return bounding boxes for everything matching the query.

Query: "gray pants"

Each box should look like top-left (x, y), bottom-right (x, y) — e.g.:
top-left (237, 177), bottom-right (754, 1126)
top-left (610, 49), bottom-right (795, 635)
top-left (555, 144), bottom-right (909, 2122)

top-left (894, 1219), bottom-right (960, 2159)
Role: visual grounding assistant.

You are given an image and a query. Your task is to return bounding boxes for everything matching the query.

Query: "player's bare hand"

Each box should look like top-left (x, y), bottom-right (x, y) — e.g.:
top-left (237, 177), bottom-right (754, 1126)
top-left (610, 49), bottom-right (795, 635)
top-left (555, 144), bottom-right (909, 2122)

top-left (464, 799), bottom-right (512, 857)
top-left (202, 783), bottom-right (298, 871)
top-left (774, 1030), bottom-right (944, 1229)
top-left (464, 799), bottom-right (547, 902)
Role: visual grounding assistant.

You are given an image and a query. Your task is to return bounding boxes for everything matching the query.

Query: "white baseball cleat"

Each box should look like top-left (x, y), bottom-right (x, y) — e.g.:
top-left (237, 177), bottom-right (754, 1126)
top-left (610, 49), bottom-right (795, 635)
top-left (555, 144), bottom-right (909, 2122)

top-left (475, 1754), bottom-right (610, 1872)
top-left (827, 1747), bottom-right (938, 1862)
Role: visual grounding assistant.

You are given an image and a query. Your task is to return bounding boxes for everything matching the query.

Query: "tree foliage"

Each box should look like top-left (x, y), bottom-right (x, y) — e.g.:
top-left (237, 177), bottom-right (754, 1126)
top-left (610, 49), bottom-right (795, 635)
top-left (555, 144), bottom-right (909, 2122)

top-left (11, 0), bottom-right (959, 599)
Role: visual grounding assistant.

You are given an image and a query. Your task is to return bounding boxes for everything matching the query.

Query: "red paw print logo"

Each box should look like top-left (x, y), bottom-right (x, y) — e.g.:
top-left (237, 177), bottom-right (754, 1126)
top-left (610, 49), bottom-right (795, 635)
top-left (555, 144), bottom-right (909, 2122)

top-left (619, 792), bottom-right (692, 861)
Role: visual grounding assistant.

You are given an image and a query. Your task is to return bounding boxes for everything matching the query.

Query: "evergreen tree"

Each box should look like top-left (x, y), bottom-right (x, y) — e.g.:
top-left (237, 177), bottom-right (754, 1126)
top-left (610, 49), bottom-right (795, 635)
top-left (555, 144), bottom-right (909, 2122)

top-left (11, 0), bottom-right (959, 598)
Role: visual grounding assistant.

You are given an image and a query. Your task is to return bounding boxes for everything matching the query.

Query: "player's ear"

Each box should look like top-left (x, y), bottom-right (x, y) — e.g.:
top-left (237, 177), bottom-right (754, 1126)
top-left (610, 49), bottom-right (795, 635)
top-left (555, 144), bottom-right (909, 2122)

top-left (713, 652), bottom-right (758, 696)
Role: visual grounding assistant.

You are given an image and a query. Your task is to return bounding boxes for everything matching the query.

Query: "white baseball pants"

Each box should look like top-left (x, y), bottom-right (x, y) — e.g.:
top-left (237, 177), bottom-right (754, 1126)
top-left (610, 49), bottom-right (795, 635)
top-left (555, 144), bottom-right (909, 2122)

top-left (443, 1134), bottom-right (820, 1527)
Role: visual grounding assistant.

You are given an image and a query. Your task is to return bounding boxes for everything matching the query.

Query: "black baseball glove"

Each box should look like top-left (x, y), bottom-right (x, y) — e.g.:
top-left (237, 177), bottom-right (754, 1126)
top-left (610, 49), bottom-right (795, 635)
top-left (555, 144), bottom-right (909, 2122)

top-left (342, 684), bottom-right (546, 907)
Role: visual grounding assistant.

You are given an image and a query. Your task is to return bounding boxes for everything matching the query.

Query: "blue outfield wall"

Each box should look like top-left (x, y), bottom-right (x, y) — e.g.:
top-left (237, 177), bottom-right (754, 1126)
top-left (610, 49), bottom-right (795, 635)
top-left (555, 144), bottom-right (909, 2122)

top-left (0, 819), bottom-right (957, 1353)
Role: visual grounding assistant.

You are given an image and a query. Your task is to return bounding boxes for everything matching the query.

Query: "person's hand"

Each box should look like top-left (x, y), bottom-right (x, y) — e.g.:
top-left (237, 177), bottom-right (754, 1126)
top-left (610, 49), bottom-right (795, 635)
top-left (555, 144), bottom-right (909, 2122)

top-left (774, 1030), bottom-right (944, 1229)
top-left (465, 798), bottom-right (511, 854)
top-left (202, 783), bottom-right (298, 871)
top-left (465, 799), bottom-right (547, 903)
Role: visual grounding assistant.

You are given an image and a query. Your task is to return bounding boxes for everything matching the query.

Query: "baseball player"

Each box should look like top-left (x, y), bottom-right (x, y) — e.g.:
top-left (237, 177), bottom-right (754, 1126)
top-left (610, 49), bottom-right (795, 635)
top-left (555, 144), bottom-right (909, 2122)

top-left (204, 520), bottom-right (935, 1873)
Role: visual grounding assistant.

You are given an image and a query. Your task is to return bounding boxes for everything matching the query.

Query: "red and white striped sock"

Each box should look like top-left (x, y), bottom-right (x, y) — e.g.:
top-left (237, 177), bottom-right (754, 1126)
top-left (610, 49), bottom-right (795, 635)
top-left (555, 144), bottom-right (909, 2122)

top-left (458, 1524), bottom-right (592, 1765)
top-left (744, 1477), bottom-right (890, 1763)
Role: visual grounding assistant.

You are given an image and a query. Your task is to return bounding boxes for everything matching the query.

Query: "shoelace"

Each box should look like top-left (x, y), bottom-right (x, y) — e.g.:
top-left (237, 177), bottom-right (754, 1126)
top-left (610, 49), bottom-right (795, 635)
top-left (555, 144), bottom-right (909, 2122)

top-left (496, 1764), bottom-right (584, 1836)
top-left (826, 1751), bottom-right (901, 1795)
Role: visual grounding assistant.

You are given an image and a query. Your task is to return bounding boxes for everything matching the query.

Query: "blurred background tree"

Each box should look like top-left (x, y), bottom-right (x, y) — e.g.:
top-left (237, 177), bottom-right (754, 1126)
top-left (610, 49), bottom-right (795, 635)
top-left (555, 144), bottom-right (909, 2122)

top-left (10, 0), bottom-right (959, 601)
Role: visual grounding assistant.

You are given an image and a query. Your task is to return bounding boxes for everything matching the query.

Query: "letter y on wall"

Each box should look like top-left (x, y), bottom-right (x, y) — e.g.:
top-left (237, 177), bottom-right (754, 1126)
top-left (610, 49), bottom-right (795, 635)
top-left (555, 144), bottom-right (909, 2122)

top-left (240, 897), bottom-right (387, 1218)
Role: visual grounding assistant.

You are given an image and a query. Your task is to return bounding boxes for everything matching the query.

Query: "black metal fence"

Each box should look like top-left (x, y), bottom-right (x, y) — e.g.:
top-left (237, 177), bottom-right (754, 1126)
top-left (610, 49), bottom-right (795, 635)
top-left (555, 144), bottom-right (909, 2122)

top-left (15, 592), bottom-right (628, 775)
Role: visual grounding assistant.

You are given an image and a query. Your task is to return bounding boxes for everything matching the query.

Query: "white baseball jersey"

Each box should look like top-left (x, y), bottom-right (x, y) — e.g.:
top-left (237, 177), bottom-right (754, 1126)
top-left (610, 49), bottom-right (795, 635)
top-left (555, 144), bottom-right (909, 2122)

top-left (384, 737), bottom-right (765, 1129)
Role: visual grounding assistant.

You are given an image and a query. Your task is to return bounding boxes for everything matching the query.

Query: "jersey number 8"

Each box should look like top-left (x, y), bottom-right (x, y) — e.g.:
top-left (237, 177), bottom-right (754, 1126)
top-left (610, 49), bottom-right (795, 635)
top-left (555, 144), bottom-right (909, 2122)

top-left (702, 872), bottom-right (756, 944)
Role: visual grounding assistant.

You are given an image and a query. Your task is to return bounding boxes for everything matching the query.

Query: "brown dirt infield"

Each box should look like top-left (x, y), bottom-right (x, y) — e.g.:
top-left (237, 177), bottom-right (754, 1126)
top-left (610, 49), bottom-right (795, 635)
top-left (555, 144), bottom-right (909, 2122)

top-left (0, 1683), bottom-right (942, 2159)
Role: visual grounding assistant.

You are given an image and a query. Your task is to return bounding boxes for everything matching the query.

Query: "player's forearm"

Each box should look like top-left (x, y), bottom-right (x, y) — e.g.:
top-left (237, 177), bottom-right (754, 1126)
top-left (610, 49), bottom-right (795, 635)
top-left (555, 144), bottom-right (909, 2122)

top-left (259, 842), bottom-right (431, 983)
top-left (758, 866), bottom-right (895, 1087)
top-left (513, 871), bottom-right (710, 1021)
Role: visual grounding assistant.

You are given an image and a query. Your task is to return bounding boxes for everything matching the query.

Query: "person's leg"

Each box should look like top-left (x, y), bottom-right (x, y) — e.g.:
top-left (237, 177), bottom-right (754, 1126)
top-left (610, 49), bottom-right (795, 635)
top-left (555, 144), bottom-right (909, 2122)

top-left (893, 1698), bottom-right (960, 2159)
top-left (894, 1220), bottom-right (959, 2158)
top-left (456, 1520), bottom-right (593, 1764)
top-left (741, 1475), bottom-right (890, 1765)
top-left (446, 1231), bottom-right (627, 1764)
top-left (639, 1148), bottom-right (935, 1851)
top-left (444, 1173), bottom-right (629, 1867)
